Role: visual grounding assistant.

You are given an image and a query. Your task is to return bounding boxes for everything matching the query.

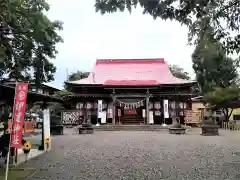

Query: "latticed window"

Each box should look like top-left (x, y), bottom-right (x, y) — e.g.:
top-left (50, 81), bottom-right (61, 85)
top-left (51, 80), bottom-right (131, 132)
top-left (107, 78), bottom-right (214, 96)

top-left (155, 110), bottom-right (161, 116)
top-left (149, 103), bottom-right (153, 109)
top-left (169, 101), bottom-right (176, 109)
top-left (86, 102), bottom-right (92, 109)
top-left (154, 102), bottom-right (161, 109)
top-left (76, 102), bottom-right (84, 109)
top-left (94, 102), bottom-right (98, 109)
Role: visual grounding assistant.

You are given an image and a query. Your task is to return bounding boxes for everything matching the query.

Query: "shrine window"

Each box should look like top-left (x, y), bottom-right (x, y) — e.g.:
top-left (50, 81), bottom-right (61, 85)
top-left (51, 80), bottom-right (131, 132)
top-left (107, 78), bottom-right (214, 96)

top-left (154, 102), bottom-right (161, 109)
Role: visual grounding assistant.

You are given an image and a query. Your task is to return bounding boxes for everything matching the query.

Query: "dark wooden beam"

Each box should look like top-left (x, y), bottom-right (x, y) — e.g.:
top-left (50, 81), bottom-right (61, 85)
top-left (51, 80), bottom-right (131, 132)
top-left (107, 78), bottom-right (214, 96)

top-left (67, 94), bottom-right (110, 98)
top-left (104, 86), bottom-right (158, 89)
top-left (152, 93), bottom-right (193, 96)
top-left (115, 94), bottom-right (149, 98)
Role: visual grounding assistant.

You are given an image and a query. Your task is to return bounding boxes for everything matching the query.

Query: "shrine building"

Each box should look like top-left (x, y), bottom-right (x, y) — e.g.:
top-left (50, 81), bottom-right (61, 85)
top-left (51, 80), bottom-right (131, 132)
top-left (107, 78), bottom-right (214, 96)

top-left (65, 58), bottom-right (196, 125)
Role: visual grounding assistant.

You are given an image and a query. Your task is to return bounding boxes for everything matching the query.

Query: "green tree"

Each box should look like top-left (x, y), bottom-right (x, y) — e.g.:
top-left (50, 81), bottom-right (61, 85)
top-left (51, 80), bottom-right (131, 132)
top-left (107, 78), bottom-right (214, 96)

top-left (68, 71), bottom-right (90, 81)
top-left (53, 90), bottom-right (73, 99)
top-left (169, 64), bottom-right (190, 80)
top-left (204, 86), bottom-right (240, 121)
top-left (54, 71), bottom-right (90, 99)
top-left (193, 29), bottom-right (240, 120)
top-left (95, 0), bottom-right (240, 54)
top-left (0, 0), bottom-right (63, 83)
top-left (192, 42), bottom-right (239, 94)
top-left (64, 70), bottom-right (89, 89)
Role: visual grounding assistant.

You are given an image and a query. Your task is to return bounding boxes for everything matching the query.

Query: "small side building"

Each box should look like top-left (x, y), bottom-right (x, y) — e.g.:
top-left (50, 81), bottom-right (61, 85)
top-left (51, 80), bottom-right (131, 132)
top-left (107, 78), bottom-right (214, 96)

top-left (3, 82), bottom-right (60, 96)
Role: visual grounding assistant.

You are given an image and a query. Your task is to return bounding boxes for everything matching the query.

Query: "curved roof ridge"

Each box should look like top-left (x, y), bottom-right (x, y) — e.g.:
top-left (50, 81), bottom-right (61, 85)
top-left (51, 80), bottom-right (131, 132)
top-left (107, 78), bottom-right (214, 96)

top-left (96, 58), bottom-right (165, 65)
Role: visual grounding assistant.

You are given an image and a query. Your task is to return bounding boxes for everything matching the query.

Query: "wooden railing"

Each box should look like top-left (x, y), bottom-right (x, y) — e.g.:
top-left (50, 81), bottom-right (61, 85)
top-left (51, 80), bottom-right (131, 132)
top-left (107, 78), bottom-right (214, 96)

top-left (222, 121), bottom-right (240, 130)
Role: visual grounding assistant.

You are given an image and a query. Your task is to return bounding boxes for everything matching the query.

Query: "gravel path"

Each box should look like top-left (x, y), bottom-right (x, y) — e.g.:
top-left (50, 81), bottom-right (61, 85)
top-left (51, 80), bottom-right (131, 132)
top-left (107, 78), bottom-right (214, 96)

top-left (22, 129), bottom-right (240, 180)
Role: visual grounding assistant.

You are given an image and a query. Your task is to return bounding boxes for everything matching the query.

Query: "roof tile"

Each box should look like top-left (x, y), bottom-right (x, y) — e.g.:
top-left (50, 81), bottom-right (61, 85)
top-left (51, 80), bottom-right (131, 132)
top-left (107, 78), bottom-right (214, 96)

top-left (69, 58), bottom-right (195, 85)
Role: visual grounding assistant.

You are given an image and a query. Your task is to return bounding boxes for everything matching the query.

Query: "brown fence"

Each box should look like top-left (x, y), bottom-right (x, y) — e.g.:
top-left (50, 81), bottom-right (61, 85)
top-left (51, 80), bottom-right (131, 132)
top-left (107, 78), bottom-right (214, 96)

top-left (222, 121), bottom-right (240, 130)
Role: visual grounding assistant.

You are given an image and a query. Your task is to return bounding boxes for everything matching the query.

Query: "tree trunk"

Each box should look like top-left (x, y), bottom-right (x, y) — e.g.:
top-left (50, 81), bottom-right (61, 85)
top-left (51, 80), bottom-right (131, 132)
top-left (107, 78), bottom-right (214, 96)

top-left (221, 108), bottom-right (233, 122)
top-left (228, 108), bottom-right (233, 120)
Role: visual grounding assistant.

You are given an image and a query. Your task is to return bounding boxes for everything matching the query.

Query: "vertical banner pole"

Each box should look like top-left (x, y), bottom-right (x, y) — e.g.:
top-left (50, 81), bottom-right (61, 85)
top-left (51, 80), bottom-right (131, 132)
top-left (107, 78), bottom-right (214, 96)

top-left (5, 82), bottom-right (28, 180)
top-left (5, 83), bottom-right (18, 180)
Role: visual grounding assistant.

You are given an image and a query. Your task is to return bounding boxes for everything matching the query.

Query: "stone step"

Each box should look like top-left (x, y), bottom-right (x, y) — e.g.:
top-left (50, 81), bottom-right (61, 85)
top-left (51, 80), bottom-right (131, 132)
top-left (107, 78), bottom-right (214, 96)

top-left (94, 125), bottom-right (169, 131)
top-left (122, 118), bottom-right (144, 124)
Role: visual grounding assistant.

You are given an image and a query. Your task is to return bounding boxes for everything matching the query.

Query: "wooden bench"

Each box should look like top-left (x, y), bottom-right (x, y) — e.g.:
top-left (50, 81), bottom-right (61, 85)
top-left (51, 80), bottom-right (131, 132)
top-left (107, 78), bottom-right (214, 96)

top-left (169, 127), bottom-right (186, 134)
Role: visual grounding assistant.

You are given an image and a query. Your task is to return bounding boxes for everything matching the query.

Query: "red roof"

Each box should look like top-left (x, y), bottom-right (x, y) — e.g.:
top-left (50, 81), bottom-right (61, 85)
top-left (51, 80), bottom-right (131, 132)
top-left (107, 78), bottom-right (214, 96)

top-left (69, 58), bottom-right (195, 86)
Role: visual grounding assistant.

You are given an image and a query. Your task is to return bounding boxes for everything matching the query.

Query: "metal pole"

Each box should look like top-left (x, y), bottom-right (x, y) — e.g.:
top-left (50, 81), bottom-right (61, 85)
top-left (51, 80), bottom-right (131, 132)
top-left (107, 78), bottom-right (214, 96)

top-left (5, 82), bottom-right (18, 180)
top-left (35, 54), bottom-right (44, 150)
top-left (38, 103), bottom-right (45, 151)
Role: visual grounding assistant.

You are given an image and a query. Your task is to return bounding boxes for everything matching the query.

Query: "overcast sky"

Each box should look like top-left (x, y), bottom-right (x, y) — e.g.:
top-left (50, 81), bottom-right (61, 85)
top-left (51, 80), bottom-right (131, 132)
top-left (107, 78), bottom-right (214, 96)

top-left (46, 0), bottom-right (195, 89)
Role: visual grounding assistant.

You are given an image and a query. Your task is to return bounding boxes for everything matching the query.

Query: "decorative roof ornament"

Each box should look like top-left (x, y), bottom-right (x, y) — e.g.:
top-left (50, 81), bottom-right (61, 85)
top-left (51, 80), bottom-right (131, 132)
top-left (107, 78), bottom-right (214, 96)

top-left (116, 98), bottom-right (146, 108)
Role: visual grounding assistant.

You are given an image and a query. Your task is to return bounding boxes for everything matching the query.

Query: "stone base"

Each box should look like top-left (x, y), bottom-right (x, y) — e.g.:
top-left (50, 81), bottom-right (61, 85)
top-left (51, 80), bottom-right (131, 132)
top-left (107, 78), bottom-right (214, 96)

top-left (169, 128), bottom-right (186, 134)
top-left (201, 133), bottom-right (219, 136)
top-left (79, 128), bottom-right (94, 134)
top-left (201, 125), bottom-right (219, 136)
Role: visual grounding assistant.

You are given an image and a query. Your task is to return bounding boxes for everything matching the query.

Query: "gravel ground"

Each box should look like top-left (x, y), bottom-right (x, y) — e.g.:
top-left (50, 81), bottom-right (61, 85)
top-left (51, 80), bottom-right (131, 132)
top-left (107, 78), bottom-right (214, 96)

top-left (21, 128), bottom-right (240, 180)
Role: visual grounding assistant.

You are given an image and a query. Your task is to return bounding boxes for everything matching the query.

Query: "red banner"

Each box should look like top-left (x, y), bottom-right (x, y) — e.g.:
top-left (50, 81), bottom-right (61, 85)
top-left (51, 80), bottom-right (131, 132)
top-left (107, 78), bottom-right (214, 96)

top-left (11, 83), bottom-right (28, 149)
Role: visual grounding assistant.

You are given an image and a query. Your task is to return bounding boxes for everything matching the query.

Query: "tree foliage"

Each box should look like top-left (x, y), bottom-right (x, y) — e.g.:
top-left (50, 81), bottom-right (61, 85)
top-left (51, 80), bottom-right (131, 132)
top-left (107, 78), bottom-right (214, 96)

top-left (67, 71), bottom-right (90, 81)
top-left (0, 0), bottom-right (63, 83)
top-left (192, 52), bottom-right (239, 93)
top-left (204, 86), bottom-right (240, 120)
top-left (52, 90), bottom-right (73, 99)
top-left (204, 86), bottom-right (240, 107)
top-left (169, 64), bottom-right (190, 80)
top-left (54, 71), bottom-right (90, 99)
top-left (63, 70), bottom-right (90, 89)
top-left (192, 35), bottom-right (240, 121)
top-left (192, 43), bottom-right (239, 94)
top-left (95, 0), bottom-right (240, 54)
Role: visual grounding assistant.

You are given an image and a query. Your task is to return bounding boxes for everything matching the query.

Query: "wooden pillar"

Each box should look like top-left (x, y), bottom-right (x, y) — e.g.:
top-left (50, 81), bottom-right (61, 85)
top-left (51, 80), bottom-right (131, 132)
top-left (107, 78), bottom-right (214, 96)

top-left (145, 90), bottom-right (149, 124)
top-left (83, 101), bottom-right (87, 123)
top-left (112, 90), bottom-right (116, 125)
top-left (153, 98), bottom-right (155, 124)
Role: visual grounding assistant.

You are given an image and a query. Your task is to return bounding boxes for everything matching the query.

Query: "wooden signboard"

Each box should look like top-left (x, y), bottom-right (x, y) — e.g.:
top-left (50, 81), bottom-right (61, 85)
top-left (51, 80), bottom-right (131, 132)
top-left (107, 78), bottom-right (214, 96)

top-left (185, 110), bottom-right (202, 125)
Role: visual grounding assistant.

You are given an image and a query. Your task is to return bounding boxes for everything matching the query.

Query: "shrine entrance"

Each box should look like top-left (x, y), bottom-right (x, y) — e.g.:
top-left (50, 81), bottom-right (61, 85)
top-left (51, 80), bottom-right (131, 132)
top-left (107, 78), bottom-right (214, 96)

top-left (115, 98), bottom-right (145, 125)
